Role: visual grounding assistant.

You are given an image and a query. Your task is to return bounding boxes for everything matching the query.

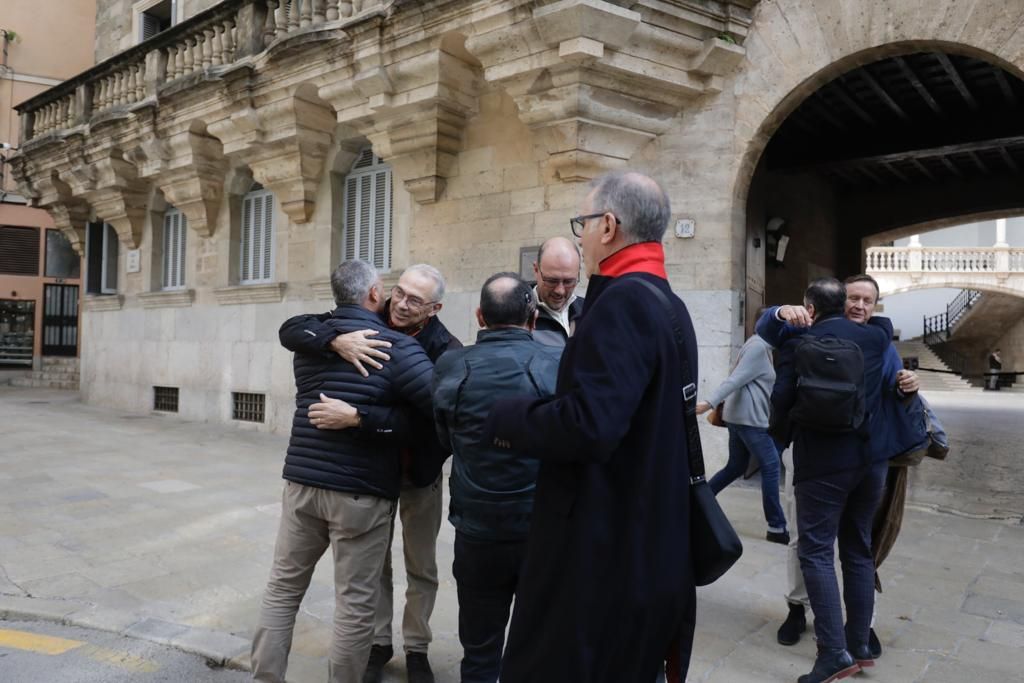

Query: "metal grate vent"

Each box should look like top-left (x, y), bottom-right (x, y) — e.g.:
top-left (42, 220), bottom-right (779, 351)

top-left (0, 226), bottom-right (41, 276)
top-left (153, 386), bottom-right (179, 412)
top-left (232, 392), bottom-right (265, 423)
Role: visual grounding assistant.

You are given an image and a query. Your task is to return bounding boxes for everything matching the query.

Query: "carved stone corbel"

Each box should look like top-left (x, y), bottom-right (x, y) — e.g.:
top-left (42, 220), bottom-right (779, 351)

top-left (465, 0), bottom-right (749, 181)
top-left (207, 92), bottom-right (335, 224)
top-left (325, 32), bottom-right (482, 204)
top-left (13, 154), bottom-right (93, 255)
top-left (81, 149), bottom-right (151, 249)
top-left (148, 129), bottom-right (228, 237)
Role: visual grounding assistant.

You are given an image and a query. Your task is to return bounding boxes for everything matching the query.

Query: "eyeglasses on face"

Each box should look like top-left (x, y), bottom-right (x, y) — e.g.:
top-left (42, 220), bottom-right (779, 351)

top-left (537, 268), bottom-right (578, 290)
top-left (391, 285), bottom-right (437, 310)
top-left (569, 211), bottom-right (620, 238)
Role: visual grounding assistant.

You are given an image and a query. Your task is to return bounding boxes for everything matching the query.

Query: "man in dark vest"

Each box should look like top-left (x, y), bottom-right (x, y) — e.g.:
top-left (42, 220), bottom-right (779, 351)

top-left (771, 278), bottom-right (893, 683)
top-left (531, 236), bottom-right (584, 347)
top-left (433, 272), bottom-right (560, 683)
top-left (484, 170), bottom-right (700, 682)
top-left (251, 259), bottom-right (434, 683)
top-left (279, 264), bottom-right (460, 683)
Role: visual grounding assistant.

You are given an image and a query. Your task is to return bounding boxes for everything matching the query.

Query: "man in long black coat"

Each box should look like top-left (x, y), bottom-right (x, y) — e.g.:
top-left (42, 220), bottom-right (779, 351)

top-left (485, 171), bottom-right (699, 683)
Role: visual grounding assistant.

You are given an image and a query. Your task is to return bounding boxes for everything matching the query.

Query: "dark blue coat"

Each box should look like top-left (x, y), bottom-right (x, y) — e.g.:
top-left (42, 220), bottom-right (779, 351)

top-left (771, 313), bottom-right (893, 483)
top-left (756, 307), bottom-right (907, 464)
top-left (279, 304), bottom-right (461, 487)
top-left (433, 327), bottom-right (560, 541)
top-left (486, 273), bottom-right (698, 683)
top-left (282, 305), bottom-right (434, 499)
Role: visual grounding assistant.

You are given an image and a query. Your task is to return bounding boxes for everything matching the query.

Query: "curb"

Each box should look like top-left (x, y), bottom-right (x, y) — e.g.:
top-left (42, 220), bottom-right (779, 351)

top-left (0, 594), bottom-right (251, 672)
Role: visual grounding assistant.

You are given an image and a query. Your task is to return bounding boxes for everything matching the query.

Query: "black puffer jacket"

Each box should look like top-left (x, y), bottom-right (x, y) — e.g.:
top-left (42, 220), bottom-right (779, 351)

top-left (283, 304), bottom-right (434, 500)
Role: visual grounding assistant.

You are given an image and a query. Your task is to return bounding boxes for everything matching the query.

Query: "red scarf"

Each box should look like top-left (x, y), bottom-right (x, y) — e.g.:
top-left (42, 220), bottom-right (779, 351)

top-left (599, 242), bottom-right (668, 279)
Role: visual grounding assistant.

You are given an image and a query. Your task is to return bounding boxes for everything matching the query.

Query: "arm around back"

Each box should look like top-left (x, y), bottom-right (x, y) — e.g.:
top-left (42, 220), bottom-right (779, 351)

top-left (279, 311), bottom-right (337, 355)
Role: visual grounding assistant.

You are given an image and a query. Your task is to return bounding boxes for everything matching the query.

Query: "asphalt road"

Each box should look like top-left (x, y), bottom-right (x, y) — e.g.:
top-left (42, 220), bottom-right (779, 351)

top-left (0, 620), bottom-right (250, 682)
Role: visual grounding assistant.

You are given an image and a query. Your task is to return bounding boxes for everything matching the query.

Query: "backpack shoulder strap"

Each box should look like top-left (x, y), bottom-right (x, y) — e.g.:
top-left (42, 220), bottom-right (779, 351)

top-left (634, 278), bottom-right (706, 483)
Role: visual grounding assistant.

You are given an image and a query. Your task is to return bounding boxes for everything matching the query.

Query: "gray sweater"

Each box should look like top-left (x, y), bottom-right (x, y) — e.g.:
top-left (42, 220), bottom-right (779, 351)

top-left (707, 334), bottom-right (775, 428)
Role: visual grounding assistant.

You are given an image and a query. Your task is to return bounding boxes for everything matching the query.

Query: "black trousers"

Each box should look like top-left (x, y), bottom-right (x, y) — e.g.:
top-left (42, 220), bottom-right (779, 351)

top-left (453, 531), bottom-right (527, 683)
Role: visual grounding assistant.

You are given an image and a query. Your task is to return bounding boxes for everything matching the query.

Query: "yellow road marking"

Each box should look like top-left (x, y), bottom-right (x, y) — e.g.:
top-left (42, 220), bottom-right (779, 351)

top-left (0, 628), bottom-right (85, 655)
top-left (78, 644), bottom-right (161, 673)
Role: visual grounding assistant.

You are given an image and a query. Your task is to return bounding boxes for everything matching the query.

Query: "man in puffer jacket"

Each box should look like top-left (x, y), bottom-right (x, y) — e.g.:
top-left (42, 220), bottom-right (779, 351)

top-left (432, 273), bottom-right (560, 683)
top-left (251, 259), bottom-right (435, 683)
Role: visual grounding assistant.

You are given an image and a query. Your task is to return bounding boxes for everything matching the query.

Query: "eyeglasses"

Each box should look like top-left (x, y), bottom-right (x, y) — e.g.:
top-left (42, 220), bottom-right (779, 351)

top-left (569, 211), bottom-right (620, 238)
top-left (391, 285), bottom-right (438, 311)
top-left (537, 268), bottom-right (578, 290)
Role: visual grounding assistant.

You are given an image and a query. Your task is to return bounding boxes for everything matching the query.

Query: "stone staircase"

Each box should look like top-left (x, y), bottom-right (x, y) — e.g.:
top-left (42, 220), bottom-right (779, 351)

top-left (893, 341), bottom-right (976, 392)
top-left (10, 357), bottom-right (80, 391)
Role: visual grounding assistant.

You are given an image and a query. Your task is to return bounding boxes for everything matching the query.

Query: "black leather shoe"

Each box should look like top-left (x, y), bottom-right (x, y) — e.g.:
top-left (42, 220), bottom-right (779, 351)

top-left (777, 603), bottom-right (806, 646)
top-left (362, 644), bottom-right (392, 683)
top-left (767, 530), bottom-right (791, 545)
top-left (868, 627), bottom-right (882, 659)
top-left (797, 648), bottom-right (860, 683)
top-left (849, 643), bottom-right (875, 669)
top-left (406, 651), bottom-right (435, 683)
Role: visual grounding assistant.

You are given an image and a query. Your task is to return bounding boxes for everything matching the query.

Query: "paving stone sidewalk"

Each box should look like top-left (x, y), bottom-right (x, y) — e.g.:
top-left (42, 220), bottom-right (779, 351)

top-left (1, 386), bottom-right (1022, 682)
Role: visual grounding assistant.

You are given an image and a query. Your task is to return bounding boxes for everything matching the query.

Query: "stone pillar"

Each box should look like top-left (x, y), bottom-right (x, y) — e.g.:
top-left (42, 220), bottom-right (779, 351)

top-left (995, 218), bottom-right (1010, 273)
top-left (908, 234), bottom-right (923, 281)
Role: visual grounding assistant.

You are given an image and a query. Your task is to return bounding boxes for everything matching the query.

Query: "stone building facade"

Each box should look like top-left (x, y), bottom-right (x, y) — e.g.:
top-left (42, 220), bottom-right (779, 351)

top-left (12, 0), bottom-right (1024, 432)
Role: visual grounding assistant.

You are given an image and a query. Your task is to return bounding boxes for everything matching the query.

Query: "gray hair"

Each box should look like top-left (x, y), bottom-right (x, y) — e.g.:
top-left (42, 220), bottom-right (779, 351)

top-left (589, 170), bottom-right (671, 244)
top-left (331, 259), bottom-right (378, 305)
top-left (403, 263), bottom-right (446, 301)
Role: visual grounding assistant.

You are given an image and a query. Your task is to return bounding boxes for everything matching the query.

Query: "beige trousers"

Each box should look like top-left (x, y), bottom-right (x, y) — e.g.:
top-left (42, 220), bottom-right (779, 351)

top-left (373, 474), bottom-right (443, 653)
top-left (251, 481), bottom-right (394, 683)
top-left (782, 448), bottom-right (811, 608)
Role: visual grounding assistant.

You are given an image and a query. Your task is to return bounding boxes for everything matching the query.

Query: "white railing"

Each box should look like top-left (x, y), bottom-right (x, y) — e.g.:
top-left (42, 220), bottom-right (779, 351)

top-left (867, 246), bottom-right (1024, 273)
top-left (92, 56), bottom-right (148, 114)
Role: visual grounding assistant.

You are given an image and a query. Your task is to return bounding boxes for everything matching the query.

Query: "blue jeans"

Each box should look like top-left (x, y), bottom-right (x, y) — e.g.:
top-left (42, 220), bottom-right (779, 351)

top-left (795, 462), bottom-right (887, 651)
top-left (709, 423), bottom-right (787, 531)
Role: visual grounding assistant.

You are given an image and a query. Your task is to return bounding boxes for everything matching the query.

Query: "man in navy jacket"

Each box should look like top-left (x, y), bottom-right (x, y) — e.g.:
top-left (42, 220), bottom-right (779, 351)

top-left (485, 171), bottom-right (699, 683)
top-left (251, 259), bottom-right (434, 683)
top-left (433, 273), bottom-right (560, 683)
top-left (772, 278), bottom-right (891, 683)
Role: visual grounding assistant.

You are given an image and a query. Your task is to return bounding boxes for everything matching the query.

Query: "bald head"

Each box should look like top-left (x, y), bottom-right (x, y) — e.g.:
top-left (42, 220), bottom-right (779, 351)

top-left (534, 236), bottom-right (581, 312)
top-left (479, 272), bottom-right (537, 328)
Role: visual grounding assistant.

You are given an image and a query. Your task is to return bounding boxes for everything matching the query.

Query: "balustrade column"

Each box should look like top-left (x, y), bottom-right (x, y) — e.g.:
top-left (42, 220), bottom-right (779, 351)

top-left (222, 19), bottom-right (236, 61)
top-left (340, 0), bottom-right (352, 17)
top-left (326, 0), bottom-right (339, 20)
top-left (288, 0), bottom-right (301, 30)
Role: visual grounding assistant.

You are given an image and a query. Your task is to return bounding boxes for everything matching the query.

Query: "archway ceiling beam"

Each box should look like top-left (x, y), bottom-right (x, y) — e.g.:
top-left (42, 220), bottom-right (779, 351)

top-left (935, 53), bottom-right (978, 112)
top-left (856, 68), bottom-right (910, 122)
top-left (894, 56), bottom-right (944, 117)
top-left (783, 135), bottom-right (1024, 176)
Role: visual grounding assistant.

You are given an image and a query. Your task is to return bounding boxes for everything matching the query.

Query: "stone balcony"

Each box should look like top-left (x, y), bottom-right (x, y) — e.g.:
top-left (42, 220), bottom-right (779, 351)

top-left (13, 0), bottom-right (758, 254)
top-left (867, 245), bottom-right (1024, 296)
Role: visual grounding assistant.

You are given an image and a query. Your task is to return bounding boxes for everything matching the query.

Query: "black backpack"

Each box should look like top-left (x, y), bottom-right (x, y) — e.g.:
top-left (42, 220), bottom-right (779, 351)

top-left (790, 325), bottom-right (866, 434)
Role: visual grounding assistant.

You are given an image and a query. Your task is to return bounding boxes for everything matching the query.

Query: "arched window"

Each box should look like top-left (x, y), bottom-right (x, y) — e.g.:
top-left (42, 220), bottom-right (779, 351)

top-left (161, 206), bottom-right (187, 290)
top-left (240, 183), bottom-right (275, 284)
top-left (341, 148), bottom-right (392, 271)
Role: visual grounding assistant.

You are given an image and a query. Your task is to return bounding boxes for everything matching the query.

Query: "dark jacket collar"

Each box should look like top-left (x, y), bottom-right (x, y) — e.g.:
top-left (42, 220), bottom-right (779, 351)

top-left (330, 304), bottom-right (385, 323)
top-left (475, 327), bottom-right (534, 344)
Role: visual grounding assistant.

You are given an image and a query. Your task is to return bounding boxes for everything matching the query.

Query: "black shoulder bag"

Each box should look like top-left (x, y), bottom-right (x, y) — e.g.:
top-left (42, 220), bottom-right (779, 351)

top-left (637, 279), bottom-right (743, 586)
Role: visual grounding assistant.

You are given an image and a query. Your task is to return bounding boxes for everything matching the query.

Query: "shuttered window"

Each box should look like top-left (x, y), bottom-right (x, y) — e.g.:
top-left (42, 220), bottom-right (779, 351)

top-left (240, 187), bottom-right (275, 284)
top-left (162, 208), bottom-right (187, 290)
top-left (0, 226), bottom-right (41, 276)
top-left (342, 148), bottom-right (392, 271)
top-left (137, 0), bottom-right (175, 43)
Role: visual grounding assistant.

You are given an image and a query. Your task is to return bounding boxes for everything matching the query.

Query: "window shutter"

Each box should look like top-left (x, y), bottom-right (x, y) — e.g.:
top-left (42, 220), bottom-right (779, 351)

top-left (162, 212), bottom-right (172, 289)
top-left (103, 224), bottom-right (119, 293)
top-left (140, 12), bottom-right (160, 41)
top-left (240, 190), bottom-right (274, 284)
top-left (261, 194), bottom-right (273, 281)
top-left (340, 149), bottom-right (392, 271)
top-left (0, 226), bottom-right (41, 276)
top-left (162, 209), bottom-right (186, 290)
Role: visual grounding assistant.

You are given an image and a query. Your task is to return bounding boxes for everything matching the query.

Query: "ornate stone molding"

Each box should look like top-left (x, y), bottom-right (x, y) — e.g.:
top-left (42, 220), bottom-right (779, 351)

top-left (213, 282), bottom-right (286, 305)
top-left (84, 295), bottom-right (125, 312)
top-left (14, 158), bottom-right (92, 255)
top-left (138, 289), bottom-right (196, 308)
top-left (465, 0), bottom-right (749, 181)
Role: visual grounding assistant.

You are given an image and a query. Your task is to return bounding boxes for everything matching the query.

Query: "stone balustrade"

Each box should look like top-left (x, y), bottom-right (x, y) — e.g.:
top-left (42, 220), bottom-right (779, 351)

top-left (867, 246), bottom-right (1022, 273)
top-left (867, 245), bottom-right (1024, 297)
top-left (17, 0), bottom-right (391, 141)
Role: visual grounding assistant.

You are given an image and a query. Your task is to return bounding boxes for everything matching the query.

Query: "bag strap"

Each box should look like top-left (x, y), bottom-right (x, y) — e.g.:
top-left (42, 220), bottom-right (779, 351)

top-left (635, 278), bottom-right (707, 484)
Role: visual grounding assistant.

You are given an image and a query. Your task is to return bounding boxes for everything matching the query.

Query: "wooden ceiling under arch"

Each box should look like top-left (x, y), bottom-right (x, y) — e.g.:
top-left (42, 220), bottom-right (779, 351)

top-left (766, 51), bottom-right (1024, 187)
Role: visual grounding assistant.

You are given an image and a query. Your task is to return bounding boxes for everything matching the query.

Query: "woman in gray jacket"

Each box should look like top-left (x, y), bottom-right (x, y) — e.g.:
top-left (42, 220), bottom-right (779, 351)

top-left (697, 333), bottom-right (788, 544)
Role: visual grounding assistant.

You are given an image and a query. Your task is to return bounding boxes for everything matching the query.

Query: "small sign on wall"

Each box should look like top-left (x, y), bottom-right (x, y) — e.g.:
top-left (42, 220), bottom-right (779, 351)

top-left (674, 218), bottom-right (695, 238)
top-left (126, 249), bottom-right (141, 274)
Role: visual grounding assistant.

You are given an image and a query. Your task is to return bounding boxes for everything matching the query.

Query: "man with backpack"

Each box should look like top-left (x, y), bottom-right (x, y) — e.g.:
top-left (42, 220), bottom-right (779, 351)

top-left (771, 277), bottom-right (893, 683)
